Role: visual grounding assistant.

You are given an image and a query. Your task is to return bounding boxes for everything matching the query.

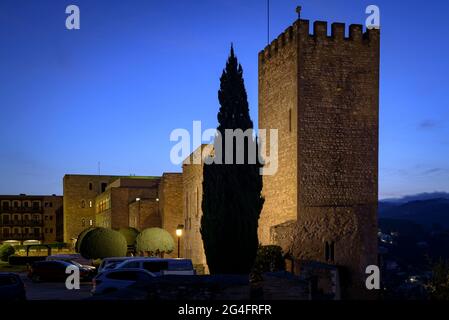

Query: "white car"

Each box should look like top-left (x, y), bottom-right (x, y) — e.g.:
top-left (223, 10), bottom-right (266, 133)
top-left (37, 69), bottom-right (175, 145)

top-left (91, 268), bottom-right (155, 296)
top-left (97, 257), bottom-right (144, 273)
top-left (115, 258), bottom-right (195, 276)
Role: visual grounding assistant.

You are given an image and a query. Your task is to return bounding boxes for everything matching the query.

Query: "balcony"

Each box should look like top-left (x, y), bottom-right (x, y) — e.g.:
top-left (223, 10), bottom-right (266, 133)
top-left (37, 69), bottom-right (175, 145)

top-left (0, 220), bottom-right (43, 227)
top-left (0, 207), bottom-right (43, 213)
top-left (0, 233), bottom-right (43, 241)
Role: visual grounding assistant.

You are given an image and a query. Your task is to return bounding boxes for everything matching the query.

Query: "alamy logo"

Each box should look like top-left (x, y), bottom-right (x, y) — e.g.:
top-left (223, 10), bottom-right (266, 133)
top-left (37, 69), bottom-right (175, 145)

top-left (65, 265), bottom-right (80, 290)
top-left (170, 121), bottom-right (279, 176)
top-left (365, 265), bottom-right (380, 290)
top-left (66, 5), bottom-right (80, 30)
top-left (365, 5), bottom-right (380, 29)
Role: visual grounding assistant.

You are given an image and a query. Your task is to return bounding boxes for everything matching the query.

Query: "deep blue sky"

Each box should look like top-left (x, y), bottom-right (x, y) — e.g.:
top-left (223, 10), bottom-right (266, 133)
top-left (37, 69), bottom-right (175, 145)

top-left (0, 0), bottom-right (448, 198)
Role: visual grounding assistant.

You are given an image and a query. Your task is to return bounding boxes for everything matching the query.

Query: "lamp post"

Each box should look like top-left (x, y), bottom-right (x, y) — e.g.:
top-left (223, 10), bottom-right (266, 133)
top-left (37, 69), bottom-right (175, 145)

top-left (176, 224), bottom-right (184, 258)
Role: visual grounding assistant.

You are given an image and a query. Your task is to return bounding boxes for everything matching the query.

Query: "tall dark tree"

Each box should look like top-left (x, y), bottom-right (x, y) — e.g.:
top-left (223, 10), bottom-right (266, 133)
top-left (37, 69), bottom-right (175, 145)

top-left (201, 45), bottom-right (264, 274)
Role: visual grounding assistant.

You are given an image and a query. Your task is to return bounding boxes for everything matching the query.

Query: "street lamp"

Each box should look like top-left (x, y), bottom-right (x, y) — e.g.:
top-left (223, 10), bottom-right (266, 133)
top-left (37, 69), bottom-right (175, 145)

top-left (176, 224), bottom-right (184, 258)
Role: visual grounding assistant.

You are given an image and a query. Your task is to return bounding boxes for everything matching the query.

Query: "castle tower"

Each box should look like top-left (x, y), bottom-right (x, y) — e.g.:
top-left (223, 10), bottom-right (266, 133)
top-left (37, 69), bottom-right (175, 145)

top-left (258, 18), bottom-right (379, 295)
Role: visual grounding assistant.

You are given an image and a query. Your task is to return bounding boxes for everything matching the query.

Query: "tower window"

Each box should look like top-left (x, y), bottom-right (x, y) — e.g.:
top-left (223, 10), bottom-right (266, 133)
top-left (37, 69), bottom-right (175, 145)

top-left (88, 182), bottom-right (93, 191)
top-left (81, 200), bottom-right (85, 208)
top-left (330, 241), bottom-right (335, 261)
top-left (288, 109), bottom-right (292, 132)
top-left (325, 241), bottom-right (335, 262)
top-left (101, 183), bottom-right (107, 193)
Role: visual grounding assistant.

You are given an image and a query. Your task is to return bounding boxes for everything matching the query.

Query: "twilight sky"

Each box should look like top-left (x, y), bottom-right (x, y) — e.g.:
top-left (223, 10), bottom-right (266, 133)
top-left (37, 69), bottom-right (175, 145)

top-left (0, 0), bottom-right (448, 199)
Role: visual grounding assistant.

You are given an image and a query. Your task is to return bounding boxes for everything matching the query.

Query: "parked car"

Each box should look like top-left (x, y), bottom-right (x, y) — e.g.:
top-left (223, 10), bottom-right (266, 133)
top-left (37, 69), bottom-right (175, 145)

top-left (98, 257), bottom-right (144, 273)
top-left (91, 268), bottom-right (155, 296)
top-left (0, 273), bottom-right (26, 301)
top-left (46, 255), bottom-right (96, 272)
top-left (115, 258), bottom-right (195, 276)
top-left (28, 260), bottom-right (95, 282)
top-left (46, 254), bottom-right (93, 266)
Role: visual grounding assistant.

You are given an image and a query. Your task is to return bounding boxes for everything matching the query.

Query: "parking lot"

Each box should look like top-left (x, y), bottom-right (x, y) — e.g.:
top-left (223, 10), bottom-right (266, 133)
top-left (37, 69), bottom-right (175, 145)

top-left (20, 273), bottom-right (93, 300)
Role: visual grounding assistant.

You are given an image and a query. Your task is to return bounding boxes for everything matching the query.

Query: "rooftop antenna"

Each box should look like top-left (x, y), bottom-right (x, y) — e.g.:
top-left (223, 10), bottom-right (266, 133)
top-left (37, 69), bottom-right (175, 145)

top-left (267, 0), bottom-right (270, 45)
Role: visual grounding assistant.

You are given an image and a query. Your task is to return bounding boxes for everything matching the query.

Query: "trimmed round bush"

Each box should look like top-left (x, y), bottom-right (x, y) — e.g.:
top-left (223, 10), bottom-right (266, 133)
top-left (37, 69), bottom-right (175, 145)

top-left (0, 244), bottom-right (16, 262)
top-left (75, 227), bottom-right (96, 253)
top-left (118, 227), bottom-right (139, 246)
top-left (253, 245), bottom-right (285, 273)
top-left (79, 227), bottom-right (127, 259)
top-left (136, 228), bottom-right (175, 256)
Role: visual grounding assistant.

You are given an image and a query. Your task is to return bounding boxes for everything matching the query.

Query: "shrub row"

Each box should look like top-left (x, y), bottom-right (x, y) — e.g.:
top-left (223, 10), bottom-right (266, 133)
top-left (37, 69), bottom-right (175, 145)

top-left (8, 255), bottom-right (46, 265)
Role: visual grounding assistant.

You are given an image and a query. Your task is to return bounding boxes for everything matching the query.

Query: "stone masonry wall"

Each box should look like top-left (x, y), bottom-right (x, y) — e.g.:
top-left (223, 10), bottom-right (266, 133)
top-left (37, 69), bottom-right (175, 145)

top-left (129, 199), bottom-right (161, 231)
top-left (182, 145), bottom-right (212, 271)
top-left (63, 175), bottom-right (119, 242)
top-left (158, 173), bottom-right (183, 259)
top-left (259, 19), bottom-right (379, 297)
top-left (258, 24), bottom-right (299, 245)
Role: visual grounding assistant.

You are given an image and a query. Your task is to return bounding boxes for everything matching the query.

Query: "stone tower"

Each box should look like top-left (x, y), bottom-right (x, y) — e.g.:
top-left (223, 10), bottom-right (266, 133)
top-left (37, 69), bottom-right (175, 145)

top-left (258, 18), bottom-right (379, 295)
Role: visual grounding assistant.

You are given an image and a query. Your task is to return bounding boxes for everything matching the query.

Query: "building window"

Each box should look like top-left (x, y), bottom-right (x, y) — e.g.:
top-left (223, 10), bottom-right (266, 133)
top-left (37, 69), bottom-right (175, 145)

top-left (288, 108), bottom-right (292, 132)
top-left (45, 228), bottom-right (48, 233)
top-left (89, 182), bottom-right (93, 191)
top-left (81, 200), bottom-right (85, 208)
top-left (50, 216), bottom-right (53, 220)
top-left (13, 201), bottom-right (19, 208)
top-left (45, 215), bottom-right (48, 221)
top-left (50, 228), bottom-right (53, 233)
top-left (89, 200), bottom-right (93, 208)
top-left (101, 183), bottom-right (107, 193)
top-left (89, 219), bottom-right (93, 226)
top-left (196, 188), bottom-right (199, 218)
top-left (2, 202), bottom-right (9, 210)
top-left (325, 241), bottom-right (335, 262)
top-left (49, 202), bottom-right (53, 207)
top-left (23, 202), bottom-right (29, 208)
top-left (82, 219), bottom-right (85, 227)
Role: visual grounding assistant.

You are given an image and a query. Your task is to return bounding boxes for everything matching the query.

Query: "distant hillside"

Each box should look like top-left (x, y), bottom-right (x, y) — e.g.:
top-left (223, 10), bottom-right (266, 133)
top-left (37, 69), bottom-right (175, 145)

top-left (381, 192), bottom-right (449, 204)
top-left (379, 198), bottom-right (449, 229)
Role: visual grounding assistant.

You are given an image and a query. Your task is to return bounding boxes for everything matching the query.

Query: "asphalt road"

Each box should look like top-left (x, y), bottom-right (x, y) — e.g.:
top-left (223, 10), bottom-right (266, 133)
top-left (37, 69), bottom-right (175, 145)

top-left (20, 273), bottom-right (93, 300)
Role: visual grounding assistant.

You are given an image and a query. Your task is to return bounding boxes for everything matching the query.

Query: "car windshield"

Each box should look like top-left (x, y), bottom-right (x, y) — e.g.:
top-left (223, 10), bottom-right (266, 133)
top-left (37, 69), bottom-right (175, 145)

top-left (69, 260), bottom-right (83, 268)
top-left (104, 262), bottom-right (119, 269)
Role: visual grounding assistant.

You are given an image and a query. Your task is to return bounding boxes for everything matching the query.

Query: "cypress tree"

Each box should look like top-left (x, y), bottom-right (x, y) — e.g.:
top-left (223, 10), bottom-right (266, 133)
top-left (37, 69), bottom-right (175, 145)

top-left (200, 45), bottom-right (264, 274)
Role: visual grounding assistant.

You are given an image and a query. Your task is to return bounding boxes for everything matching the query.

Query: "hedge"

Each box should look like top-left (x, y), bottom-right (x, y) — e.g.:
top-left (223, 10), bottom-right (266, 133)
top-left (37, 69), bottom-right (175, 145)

top-left (79, 227), bottom-right (127, 259)
top-left (0, 244), bottom-right (15, 262)
top-left (135, 228), bottom-right (174, 256)
top-left (8, 255), bottom-right (46, 265)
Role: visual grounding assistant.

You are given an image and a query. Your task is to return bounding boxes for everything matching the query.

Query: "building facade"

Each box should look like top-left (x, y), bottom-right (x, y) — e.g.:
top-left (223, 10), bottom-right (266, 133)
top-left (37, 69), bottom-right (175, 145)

top-left (95, 177), bottom-right (161, 229)
top-left (181, 145), bottom-right (212, 272)
top-left (63, 174), bottom-right (184, 258)
top-left (0, 194), bottom-right (63, 244)
top-left (259, 18), bottom-right (379, 295)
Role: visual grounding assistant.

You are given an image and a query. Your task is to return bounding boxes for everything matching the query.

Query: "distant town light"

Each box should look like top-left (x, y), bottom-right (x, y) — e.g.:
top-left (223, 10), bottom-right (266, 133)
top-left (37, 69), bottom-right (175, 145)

top-left (136, 198), bottom-right (141, 202)
top-left (156, 198), bottom-right (160, 202)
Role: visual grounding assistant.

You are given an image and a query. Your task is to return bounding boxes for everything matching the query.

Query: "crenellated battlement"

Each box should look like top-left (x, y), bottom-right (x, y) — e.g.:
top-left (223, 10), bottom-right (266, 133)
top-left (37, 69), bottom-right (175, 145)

top-left (259, 19), bottom-right (379, 64)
